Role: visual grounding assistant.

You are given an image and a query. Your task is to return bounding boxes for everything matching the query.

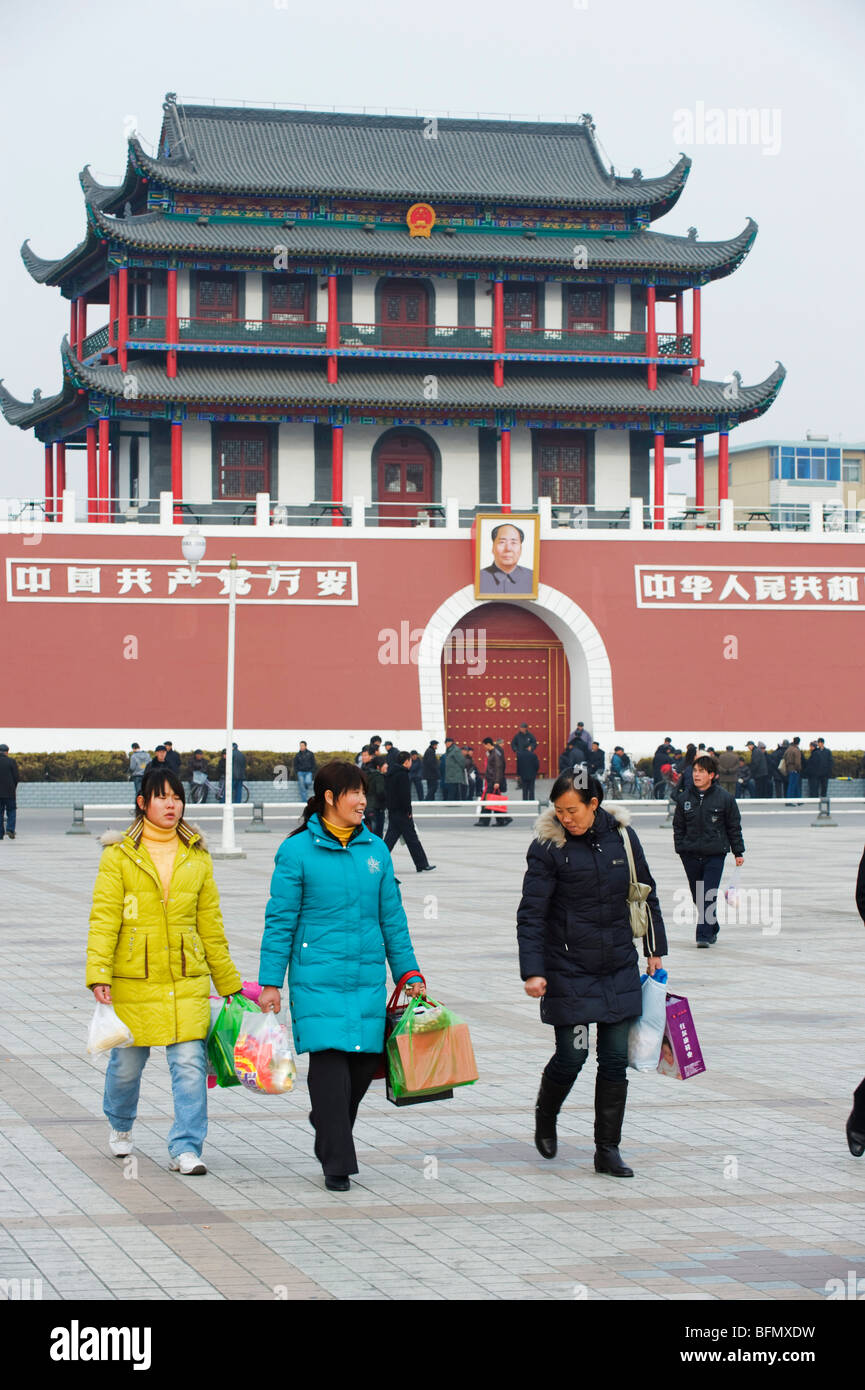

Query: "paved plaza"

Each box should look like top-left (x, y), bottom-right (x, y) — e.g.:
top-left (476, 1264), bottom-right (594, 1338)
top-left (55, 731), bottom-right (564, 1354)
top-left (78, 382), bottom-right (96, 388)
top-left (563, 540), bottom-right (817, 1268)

top-left (1, 804), bottom-right (864, 1302)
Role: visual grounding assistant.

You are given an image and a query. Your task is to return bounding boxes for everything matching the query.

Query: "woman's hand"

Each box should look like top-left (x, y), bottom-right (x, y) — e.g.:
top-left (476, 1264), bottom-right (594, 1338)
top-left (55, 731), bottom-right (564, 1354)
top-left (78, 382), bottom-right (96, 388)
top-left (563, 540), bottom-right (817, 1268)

top-left (406, 981), bottom-right (426, 998)
top-left (524, 976), bottom-right (547, 998)
top-left (646, 956), bottom-right (663, 977)
top-left (734, 855), bottom-right (744, 867)
top-left (92, 984), bottom-right (112, 1005)
top-left (257, 986), bottom-right (282, 1014)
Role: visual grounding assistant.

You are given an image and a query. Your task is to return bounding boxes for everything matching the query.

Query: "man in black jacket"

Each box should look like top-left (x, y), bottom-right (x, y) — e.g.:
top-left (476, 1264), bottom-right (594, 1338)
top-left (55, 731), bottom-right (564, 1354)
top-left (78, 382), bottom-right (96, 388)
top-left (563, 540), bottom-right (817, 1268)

top-left (673, 753), bottom-right (745, 947)
top-left (384, 752), bottom-right (434, 871)
top-left (476, 736), bottom-right (512, 825)
top-left (0, 743), bottom-right (20, 840)
top-left (421, 741), bottom-right (439, 801)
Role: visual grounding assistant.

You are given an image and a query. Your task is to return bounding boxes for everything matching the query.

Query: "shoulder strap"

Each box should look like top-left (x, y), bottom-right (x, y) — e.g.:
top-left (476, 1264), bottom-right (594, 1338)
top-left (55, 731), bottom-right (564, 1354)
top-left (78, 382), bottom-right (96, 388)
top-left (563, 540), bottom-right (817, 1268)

top-left (618, 825), bottom-right (657, 957)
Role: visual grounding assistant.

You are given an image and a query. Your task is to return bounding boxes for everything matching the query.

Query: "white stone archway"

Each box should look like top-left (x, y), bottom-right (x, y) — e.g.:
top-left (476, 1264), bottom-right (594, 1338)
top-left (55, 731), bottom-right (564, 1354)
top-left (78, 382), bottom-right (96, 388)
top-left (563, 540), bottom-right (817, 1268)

top-left (416, 583), bottom-right (616, 750)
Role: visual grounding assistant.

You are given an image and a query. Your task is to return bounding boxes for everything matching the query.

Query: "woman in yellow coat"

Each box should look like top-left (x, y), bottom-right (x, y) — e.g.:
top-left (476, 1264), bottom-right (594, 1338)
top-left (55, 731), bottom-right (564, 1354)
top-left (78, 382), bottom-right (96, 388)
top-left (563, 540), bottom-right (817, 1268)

top-left (86, 768), bottom-right (242, 1175)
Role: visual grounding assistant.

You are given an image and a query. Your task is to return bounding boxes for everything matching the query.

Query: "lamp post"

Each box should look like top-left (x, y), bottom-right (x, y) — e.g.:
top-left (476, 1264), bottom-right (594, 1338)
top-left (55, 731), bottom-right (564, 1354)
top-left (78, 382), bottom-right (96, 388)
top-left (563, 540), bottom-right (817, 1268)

top-left (181, 530), bottom-right (245, 859)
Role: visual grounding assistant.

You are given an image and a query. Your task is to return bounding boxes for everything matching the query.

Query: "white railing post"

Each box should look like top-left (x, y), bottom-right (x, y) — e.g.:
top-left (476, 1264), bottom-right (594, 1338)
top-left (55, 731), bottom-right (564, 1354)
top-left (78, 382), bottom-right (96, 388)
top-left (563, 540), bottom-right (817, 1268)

top-left (62, 489), bottom-right (76, 525)
top-left (351, 495), bottom-right (366, 528)
top-left (719, 498), bottom-right (734, 533)
top-left (629, 496), bottom-right (644, 532)
top-left (445, 495), bottom-right (460, 530)
top-left (809, 499), bottom-right (823, 534)
top-left (159, 491), bottom-right (174, 527)
top-left (537, 495), bottom-right (553, 537)
top-left (255, 492), bottom-right (270, 529)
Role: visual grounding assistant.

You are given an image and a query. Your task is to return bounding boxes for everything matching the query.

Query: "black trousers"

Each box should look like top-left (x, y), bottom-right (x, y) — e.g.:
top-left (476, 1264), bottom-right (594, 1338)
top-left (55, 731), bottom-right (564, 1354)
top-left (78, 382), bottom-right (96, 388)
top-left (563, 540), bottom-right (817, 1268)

top-left (307, 1049), bottom-right (381, 1176)
top-left (852, 1077), bottom-right (865, 1131)
top-left (384, 811), bottom-right (429, 869)
top-left (544, 1019), bottom-right (632, 1087)
top-left (521, 781), bottom-right (535, 801)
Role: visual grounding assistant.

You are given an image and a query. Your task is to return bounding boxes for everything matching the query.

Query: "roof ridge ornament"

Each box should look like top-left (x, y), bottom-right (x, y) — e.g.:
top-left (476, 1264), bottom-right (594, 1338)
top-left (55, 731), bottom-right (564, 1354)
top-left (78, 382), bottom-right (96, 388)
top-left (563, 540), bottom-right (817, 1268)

top-left (688, 226), bottom-right (698, 239)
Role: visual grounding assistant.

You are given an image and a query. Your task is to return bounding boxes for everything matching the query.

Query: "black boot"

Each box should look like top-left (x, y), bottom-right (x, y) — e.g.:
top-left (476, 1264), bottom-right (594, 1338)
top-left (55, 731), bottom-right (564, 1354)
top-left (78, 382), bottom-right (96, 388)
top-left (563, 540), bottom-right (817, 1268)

top-left (846, 1111), bottom-right (865, 1158)
top-left (534, 1074), bottom-right (574, 1159)
top-left (593, 1077), bottom-right (634, 1177)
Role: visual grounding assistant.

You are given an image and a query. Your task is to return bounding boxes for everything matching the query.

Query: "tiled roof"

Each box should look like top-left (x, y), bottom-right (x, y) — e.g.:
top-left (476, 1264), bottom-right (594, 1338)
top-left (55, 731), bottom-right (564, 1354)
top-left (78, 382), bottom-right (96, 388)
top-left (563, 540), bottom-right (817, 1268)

top-left (88, 207), bottom-right (755, 278)
top-left (0, 377), bottom-right (72, 427)
top-left (62, 343), bottom-right (785, 418)
top-left (128, 104), bottom-right (690, 211)
top-left (20, 236), bottom-right (92, 285)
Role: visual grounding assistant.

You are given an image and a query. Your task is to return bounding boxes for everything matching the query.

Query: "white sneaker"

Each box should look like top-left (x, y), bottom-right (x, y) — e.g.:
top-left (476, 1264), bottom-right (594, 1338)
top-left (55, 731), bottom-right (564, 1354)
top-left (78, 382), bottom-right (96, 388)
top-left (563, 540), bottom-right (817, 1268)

top-left (109, 1128), bottom-right (133, 1157)
top-left (169, 1152), bottom-right (207, 1175)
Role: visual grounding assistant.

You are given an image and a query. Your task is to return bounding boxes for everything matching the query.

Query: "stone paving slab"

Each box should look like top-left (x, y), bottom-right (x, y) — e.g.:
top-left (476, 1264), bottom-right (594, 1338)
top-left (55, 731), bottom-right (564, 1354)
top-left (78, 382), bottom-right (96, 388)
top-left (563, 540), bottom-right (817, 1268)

top-left (0, 810), bottom-right (863, 1301)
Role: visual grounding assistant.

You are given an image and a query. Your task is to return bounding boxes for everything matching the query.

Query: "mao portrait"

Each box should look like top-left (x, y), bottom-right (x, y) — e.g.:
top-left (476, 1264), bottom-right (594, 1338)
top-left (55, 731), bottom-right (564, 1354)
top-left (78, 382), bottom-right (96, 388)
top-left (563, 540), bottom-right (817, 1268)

top-left (474, 514), bottom-right (540, 600)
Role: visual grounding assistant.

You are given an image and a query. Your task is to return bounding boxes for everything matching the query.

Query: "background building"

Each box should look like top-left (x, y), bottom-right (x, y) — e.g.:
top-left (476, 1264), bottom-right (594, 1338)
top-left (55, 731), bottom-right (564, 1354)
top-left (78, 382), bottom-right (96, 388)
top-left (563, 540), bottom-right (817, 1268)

top-left (702, 437), bottom-right (865, 530)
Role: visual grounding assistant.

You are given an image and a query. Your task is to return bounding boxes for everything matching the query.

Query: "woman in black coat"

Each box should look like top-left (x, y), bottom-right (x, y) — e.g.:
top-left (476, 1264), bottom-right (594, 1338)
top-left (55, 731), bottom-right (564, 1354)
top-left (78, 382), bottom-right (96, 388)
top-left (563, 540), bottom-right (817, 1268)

top-left (516, 771), bottom-right (667, 1177)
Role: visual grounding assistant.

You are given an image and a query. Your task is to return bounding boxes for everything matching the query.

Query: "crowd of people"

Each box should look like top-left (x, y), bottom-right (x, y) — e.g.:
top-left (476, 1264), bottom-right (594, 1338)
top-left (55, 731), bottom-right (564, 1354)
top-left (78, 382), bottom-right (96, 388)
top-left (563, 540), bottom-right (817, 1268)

top-left (650, 736), bottom-right (836, 802)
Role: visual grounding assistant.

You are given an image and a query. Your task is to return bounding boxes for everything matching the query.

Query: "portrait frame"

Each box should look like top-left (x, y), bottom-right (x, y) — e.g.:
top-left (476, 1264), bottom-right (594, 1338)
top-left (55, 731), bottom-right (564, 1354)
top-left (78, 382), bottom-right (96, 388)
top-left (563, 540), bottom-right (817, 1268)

top-left (473, 513), bottom-right (540, 601)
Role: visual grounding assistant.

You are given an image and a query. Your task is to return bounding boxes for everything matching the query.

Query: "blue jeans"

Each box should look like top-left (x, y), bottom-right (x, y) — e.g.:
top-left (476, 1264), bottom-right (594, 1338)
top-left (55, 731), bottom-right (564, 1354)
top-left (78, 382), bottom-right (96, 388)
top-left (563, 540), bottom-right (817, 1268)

top-left (103, 1039), bottom-right (208, 1158)
top-left (544, 1017), bottom-right (633, 1087)
top-left (786, 770), bottom-right (801, 797)
top-left (0, 797), bottom-right (16, 836)
top-left (297, 771), bottom-right (314, 801)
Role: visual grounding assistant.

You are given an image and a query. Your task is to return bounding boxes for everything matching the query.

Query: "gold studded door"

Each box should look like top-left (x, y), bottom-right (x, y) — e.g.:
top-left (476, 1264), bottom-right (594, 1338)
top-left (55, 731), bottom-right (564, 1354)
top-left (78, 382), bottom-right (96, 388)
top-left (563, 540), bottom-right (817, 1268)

top-left (441, 604), bottom-right (570, 778)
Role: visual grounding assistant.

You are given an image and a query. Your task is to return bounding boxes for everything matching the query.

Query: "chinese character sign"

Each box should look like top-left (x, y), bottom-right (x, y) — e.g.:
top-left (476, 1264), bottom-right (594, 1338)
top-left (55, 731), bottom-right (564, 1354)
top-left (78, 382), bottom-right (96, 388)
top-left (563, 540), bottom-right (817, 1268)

top-left (635, 566), bottom-right (864, 610)
top-left (5, 559), bottom-right (358, 605)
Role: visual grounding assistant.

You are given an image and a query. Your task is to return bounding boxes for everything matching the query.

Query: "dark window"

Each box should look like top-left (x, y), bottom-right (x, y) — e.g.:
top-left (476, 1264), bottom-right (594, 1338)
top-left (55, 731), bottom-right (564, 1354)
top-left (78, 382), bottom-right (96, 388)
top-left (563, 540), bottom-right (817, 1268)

top-left (215, 426), bottom-right (271, 499)
top-left (503, 284), bottom-right (537, 331)
top-left (535, 431), bottom-right (587, 505)
top-left (129, 436), bottom-right (139, 501)
top-left (379, 279), bottom-right (429, 346)
top-left (566, 285), bottom-right (607, 331)
top-left (196, 275), bottom-right (238, 321)
top-left (268, 277), bottom-right (311, 322)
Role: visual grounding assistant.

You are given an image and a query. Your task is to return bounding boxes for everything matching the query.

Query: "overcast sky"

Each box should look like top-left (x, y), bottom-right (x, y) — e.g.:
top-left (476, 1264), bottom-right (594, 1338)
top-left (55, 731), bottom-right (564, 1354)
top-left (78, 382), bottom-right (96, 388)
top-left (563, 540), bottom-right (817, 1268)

top-left (1, 0), bottom-right (863, 499)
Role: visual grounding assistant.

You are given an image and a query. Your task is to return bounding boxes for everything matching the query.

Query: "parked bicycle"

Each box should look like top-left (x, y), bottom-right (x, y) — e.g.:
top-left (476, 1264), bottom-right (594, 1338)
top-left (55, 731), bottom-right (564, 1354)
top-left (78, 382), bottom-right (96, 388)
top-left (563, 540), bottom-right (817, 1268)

top-left (187, 776), bottom-right (249, 803)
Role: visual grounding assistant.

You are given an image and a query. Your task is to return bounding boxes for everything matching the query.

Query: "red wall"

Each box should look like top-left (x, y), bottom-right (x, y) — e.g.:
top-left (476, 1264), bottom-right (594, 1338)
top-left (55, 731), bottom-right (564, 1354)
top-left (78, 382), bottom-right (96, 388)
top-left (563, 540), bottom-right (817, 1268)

top-left (1, 532), bottom-right (863, 732)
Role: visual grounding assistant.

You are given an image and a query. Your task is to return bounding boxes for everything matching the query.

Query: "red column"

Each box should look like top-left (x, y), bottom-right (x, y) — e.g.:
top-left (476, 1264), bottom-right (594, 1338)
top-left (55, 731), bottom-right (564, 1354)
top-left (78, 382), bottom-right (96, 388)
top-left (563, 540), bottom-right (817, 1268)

top-left (86, 425), bottom-right (97, 522)
top-left (69, 299), bottom-right (78, 353)
top-left (646, 285), bottom-right (657, 390)
top-left (171, 423), bottom-right (183, 520)
top-left (675, 291), bottom-right (684, 343)
top-left (326, 274), bottom-right (338, 384)
top-left (493, 280), bottom-right (504, 388)
top-left (44, 444), bottom-right (54, 521)
top-left (331, 424), bottom-right (344, 526)
top-left (694, 437), bottom-right (705, 510)
top-left (653, 431), bottom-right (665, 529)
top-left (98, 419), bottom-right (110, 521)
top-left (692, 286), bottom-right (701, 384)
top-left (56, 442), bottom-right (67, 505)
top-left (718, 430), bottom-right (729, 512)
top-left (108, 273), bottom-right (118, 355)
top-left (500, 428), bottom-right (511, 512)
top-left (77, 298), bottom-right (87, 359)
top-left (118, 266), bottom-right (129, 371)
top-left (166, 269), bottom-right (178, 378)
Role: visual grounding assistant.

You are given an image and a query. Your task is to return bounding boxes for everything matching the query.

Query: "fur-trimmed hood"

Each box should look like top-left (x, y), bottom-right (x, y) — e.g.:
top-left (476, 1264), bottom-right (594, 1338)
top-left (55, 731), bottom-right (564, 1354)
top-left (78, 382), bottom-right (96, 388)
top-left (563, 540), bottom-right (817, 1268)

top-left (99, 818), bottom-right (208, 851)
top-left (534, 801), bottom-right (631, 848)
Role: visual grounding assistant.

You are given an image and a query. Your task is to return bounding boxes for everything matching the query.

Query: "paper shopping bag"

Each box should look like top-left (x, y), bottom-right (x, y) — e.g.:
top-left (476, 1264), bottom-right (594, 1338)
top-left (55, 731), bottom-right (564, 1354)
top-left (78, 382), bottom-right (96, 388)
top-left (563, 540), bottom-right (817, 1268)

top-left (657, 992), bottom-right (706, 1080)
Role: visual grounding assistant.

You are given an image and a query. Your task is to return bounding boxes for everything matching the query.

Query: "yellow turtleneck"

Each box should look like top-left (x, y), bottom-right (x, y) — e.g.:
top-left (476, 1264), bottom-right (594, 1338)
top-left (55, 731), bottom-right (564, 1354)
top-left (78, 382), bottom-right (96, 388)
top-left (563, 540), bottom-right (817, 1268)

top-left (322, 817), bottom-right (354, 846)
top-left (140, 818), bottom-right (180, 900)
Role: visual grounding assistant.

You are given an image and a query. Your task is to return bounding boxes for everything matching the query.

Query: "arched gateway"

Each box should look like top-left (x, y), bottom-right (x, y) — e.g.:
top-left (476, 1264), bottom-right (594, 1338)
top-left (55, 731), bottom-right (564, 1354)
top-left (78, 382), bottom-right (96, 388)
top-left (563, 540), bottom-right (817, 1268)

top-left (416, 584), bottom-right (616, 772)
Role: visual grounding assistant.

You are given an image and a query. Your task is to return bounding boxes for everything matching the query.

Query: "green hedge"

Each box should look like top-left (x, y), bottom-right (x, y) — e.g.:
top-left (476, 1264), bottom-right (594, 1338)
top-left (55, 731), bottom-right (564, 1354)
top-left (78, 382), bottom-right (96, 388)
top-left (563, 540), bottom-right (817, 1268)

top-left (12, 749), bottom-right (357, 783)
top-left (636, 750), bottom-right (865, 778)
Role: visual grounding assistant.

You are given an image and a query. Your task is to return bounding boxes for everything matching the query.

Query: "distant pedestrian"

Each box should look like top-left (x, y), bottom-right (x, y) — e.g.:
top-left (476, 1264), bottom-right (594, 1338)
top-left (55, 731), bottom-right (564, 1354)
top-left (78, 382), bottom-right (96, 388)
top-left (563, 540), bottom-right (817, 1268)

top-left (717, 746), bottom-right (739, 796)
top-left (293, 741), bottom-right (316, 801)
top-left (148, 744), bottom-right (169, 771)
top-left (673, 754), bottom-right (745, 948)
top-left (734, 757), bottom-right (755, 799)
top-left (558, 737), bottom-right (584, 775)
top-left (587, 741), bottom-right (605, 778)
top-left (163, 740), bottom-right (182, 775)
top-left (847, 849), bottom-right (865, 1158)
top-left (218, 743), bottom-right (246, 803)
top-left (768, 740), bottom-right (788, 799)
top-left (810, 738), bottom-right (833, 799)
top-left (421, 740), bottom-right (440, 800)
top-left (364, 755), bottom-right (387, 837)
top-left (443, 736), bottom-right (466, 801)
top-left (128, 742), bottom-right (150, 798)
top-left (516, 742), bottom-right (540, 801)
top-left (782, 737), bottom-right (803, 801)
top-left (511, 723), bottom-right (538, 764)
top-left (0, 742), bottom-right (20, 841)
top-left (748, 741), bottom-right (771, 798)
top-left (476, 736), bottom-right (512, 826)
top-left (187, 749), bottom-right (211, 802)
top-left (462, 746), bottom-right (483, 798)
top-left (408, 751), bottom-right (424, 800)
top-left (384, 752), bottom-right (435, 872)
top-left (652, 738), bottom-right (675, 795)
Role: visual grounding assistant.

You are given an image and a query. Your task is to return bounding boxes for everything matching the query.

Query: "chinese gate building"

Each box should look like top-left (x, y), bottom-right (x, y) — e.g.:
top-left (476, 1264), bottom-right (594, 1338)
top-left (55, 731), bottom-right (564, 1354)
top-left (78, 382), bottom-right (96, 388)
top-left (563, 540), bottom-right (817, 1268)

top-left (1, 97), bottom-right (861, 761)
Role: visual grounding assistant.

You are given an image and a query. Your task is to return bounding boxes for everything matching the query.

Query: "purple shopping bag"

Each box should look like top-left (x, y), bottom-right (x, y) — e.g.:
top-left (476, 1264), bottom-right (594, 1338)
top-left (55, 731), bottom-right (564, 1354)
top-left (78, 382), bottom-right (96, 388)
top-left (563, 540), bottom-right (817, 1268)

top-left (657, 992), bottom-right (706, 1080)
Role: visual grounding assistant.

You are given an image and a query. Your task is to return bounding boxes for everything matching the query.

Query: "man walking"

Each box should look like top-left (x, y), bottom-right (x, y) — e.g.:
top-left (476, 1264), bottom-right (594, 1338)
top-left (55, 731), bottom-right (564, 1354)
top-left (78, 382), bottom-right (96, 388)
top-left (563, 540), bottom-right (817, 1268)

top-left (673, 754), bottom-right (745, 948)
top-left (293, 741), bottom-right (316, 801)
top-left (476, 736), bottom-right (512, 826)
top-left (128, 742), bottom-right (150, 798)
top-left (384, 751), bottom-right (435, 871)
top-left (0, 743), bottom-right (20, 840)
top-left (422, 740), bottom-right (440, 800)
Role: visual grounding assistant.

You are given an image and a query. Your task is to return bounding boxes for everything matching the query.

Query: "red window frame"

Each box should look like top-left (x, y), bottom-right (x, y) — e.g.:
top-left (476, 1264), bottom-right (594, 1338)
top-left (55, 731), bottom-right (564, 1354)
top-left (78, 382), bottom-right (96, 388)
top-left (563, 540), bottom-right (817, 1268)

top-left (566, 286), bottom-right (607, 332)
top-left (215, 425), bottom-right (271, 499)
top-left (267, 276), bottom-right (311, 323)
top-left (535, 430), bottom-right (588, 505)
top-left (503, 284), bottom-right (538, 331)
top-left (196, 275), bottom-right (238, 322)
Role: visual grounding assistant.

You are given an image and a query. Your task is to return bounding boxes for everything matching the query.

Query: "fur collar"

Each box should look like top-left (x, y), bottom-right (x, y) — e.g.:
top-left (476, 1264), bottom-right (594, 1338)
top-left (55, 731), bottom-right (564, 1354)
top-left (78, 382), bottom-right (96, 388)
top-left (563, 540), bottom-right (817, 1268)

top-left (534, 801), bottom-right (631, 848)
top-left (100, 818), bottom-right (208, 851)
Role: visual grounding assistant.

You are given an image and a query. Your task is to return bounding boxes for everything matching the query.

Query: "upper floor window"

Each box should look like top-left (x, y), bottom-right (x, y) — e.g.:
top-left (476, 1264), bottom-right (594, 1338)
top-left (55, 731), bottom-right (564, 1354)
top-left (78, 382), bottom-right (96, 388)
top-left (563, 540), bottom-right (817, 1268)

top-left (503, 284), bottom-right (537, 332)
top-left (268, 276), bottom-right (311, 323)
top-left (215, 425), bottom-right (271, 499)
top-left (771, 446), bottom-right (842, 481)
top-left (534, 430), bottom-right (587, 505)
top-left (566, 286), bottom-right (607, 331)
top-left (380, 279), bottom-right (429, 346)
top-left (196, 274), bottom-right (238, 321)
top-left (842, 458), bottom-right (862, 482)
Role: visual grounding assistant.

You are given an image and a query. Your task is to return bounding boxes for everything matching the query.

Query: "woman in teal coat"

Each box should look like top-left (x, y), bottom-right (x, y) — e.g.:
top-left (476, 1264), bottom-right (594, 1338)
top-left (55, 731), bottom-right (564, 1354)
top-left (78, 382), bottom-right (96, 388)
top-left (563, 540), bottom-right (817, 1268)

top-left (258, 761), bottom-right (424, 1191)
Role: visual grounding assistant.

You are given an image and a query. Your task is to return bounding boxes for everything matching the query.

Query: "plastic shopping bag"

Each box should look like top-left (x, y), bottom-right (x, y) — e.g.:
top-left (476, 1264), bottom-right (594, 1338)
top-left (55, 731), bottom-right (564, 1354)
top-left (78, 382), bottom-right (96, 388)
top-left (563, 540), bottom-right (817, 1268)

top-left (233, 1011), bottom-right (296, 1093)
top-left (207, 993), bottom-right (260, 1088)
top-left (207, 982), bottom-right (263, 1088)
top-left (724, 866), bottom-right (742, 910)
top-left (87, 1001), bottom-right (134, 1054)
top-left (386, 995), bottom-right (478, 1100)
top-left (627, 967), bottom-right (668, 1072)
